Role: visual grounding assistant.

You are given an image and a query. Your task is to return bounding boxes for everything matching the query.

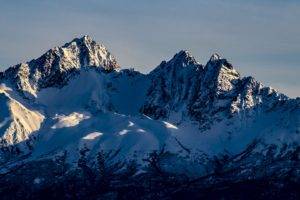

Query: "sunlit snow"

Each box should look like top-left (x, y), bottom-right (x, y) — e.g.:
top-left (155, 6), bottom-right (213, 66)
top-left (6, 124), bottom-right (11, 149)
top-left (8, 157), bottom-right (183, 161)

top-left (51, 112), bottom-right (91, 129)
top-left (128, 121), bottom-right (134, 127)
top-left (163, 121), bottom-right (178, 129)
top-left (82, 132), bottom-right (103, 140)
top-left (119, 129), bottom-right (130, 135)
top-left (137, 128), bottom-right (146, 133)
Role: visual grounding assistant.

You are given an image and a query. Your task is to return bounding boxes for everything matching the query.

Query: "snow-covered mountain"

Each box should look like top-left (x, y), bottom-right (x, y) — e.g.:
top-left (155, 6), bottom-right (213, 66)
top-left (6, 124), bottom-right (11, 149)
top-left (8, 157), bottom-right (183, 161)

top-left (0, 36), bottom-right (299, 177)
top-left (1, 35), bottom-right (118, 99)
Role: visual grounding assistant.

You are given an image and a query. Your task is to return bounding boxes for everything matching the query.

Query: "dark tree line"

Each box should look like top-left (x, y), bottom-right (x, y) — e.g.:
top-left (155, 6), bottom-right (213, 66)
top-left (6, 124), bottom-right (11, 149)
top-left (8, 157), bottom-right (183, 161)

top-left (0, 144), bottom-right (299, 200)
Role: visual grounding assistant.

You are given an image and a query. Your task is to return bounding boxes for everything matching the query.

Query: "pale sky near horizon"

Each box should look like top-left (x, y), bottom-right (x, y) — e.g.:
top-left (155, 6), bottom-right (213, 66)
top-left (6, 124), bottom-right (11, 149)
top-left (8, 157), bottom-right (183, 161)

top-left (0, 0), bottom-right (299, 97)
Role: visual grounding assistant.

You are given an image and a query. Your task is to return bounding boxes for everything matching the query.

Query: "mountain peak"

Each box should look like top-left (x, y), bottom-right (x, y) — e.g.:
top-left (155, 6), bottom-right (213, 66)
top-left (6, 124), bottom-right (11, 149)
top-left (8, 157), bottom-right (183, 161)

top-left (209, 53), bottom-right (222, 62)
top-left (150, 50), bottom-right (202, 76)
top-left (172, 50), bottom-right (196, 63)
top-left (175, 50), bottom-right (191, 57)
top-left (64, 35), bottom-right (94, 48)
top-left (169, 50), bottom-right (199, 66)
top-left (205, 52), bottom-right (234, 71)
top-left (3, 35), bottom-right (119, 95)
top-left (82, 34), bottom-right (92, 42)
top-left (58, 35), bottom-right (119, 70)
top-left (72, 34), bottom-right (92, 42)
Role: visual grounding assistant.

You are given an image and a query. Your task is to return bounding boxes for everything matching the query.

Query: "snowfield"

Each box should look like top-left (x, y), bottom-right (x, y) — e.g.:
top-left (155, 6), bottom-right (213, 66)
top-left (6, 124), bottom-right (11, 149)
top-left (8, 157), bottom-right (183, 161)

top-left (51, 112), bottom-right (91, 129)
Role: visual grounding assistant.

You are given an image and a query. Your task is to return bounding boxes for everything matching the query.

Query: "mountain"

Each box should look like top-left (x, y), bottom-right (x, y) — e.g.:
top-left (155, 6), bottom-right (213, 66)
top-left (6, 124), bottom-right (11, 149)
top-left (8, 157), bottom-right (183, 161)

top-left (141, 50), bottom-right (290, 130)
top-left (1, 35), bottom-right (119, 99)
top-left (0, 36), bottom-right (299, 197)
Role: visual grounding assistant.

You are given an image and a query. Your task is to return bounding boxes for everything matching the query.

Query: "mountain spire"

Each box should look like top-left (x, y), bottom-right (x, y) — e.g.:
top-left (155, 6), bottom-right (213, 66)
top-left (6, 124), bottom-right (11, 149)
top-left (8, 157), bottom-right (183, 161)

top-left (3, 35), bottom-right (119, 96)
top-left (209, 53), bottom-right (222, 62)
top-left (170, 50), bottom-right (199, 65)
top-left (59, 35), bottom-right (119, 70)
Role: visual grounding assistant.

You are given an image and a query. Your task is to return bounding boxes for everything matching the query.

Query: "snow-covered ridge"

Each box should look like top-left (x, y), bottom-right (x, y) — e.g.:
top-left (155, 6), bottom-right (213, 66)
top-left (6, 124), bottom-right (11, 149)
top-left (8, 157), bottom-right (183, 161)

top-left (2, 35), bottom-right (119, 98)
top-left (141, 49), bottom-right (289, 129)
top-left (0, 36), bottom-right (299, 170)
top-left (0, 84), bottom-right (44, 150)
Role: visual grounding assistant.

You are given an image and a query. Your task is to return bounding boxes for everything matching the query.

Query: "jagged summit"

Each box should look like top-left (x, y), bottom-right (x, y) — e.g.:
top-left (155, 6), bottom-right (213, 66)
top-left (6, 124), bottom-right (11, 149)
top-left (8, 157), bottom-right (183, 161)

top-left (24, 35), bottom-right (119, 71)
top-left (169, 50), bottom-right (199, 66)
top-left (47, 35), bottom-right (119, 70)
top-left (61, 35), bottom-right (118, 70)
top-left (209, 52), bottom-right (222, 62)
top-left (205, 52), bottom-right (234, 72)
top-left (64, 35), bottom-right (93, 47)
top-left (172, 50), bottom-right (193, 59)
top-left (150, 50), bottom-right (203, 76)
top-left (2, 36), bottom-right (119, 96)
top-left (142, 49), bottom-right (290, 128)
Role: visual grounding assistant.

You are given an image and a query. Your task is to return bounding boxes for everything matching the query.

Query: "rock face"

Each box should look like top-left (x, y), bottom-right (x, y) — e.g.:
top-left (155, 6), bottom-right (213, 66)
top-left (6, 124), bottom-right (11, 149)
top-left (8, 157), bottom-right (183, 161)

top-left (140, 50), bottom-right (204, 120)
top-left (2, 35), bottom-right (119, 98)
top-left (0, 36), bottom-right (299, 175)
top-left (141, 51), bottom-right (288, 129)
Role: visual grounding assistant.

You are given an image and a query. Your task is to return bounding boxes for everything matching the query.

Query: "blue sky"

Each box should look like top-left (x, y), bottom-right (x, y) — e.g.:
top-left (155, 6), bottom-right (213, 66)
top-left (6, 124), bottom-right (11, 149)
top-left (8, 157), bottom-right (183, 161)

top-left (0, 0), bottom-right (299, 97)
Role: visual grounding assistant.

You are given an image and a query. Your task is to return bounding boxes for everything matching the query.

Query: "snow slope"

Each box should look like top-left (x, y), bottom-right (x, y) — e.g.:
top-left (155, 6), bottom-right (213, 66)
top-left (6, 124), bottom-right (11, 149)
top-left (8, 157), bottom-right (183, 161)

top-left (0, 84), bottom-right (44, 151)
